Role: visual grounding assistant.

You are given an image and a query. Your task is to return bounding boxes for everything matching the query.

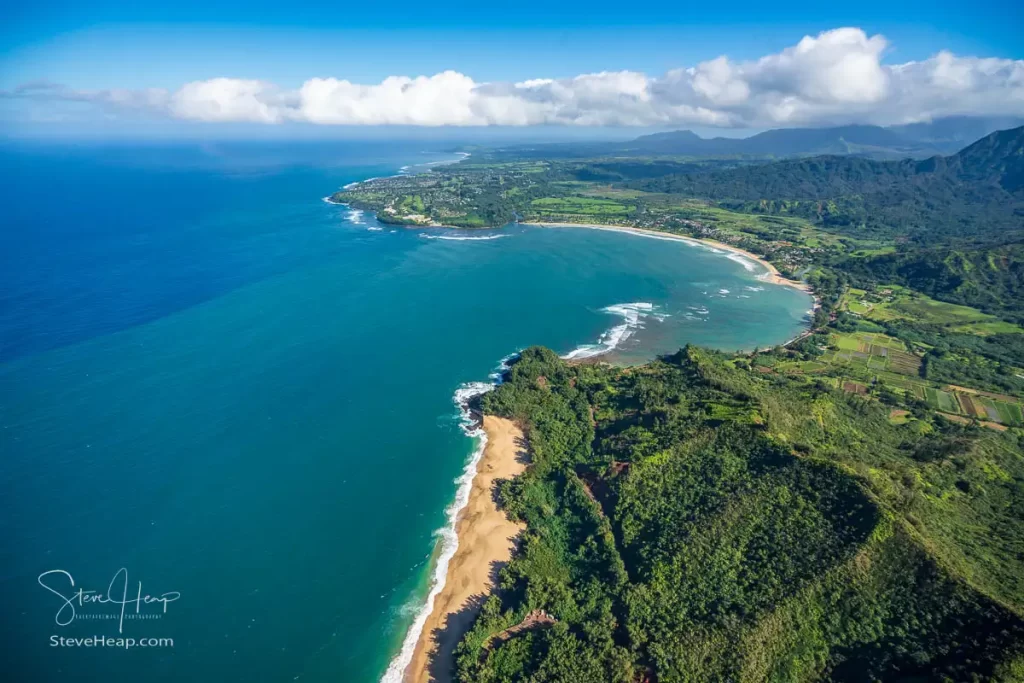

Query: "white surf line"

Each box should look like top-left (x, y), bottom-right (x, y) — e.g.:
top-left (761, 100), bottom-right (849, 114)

top-left (379, 352), bottom-right (516, 683)
top-left (562, 302), bottom-right (658, 360)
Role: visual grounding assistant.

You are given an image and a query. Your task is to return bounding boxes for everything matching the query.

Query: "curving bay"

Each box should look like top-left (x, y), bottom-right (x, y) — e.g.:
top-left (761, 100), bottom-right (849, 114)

top-left (0, 142), bottom-right (810, 683)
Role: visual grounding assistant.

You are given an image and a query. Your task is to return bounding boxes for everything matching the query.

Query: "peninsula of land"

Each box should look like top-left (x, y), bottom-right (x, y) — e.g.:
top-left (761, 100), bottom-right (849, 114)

top-left (329, 163), bottom-right (818, 292)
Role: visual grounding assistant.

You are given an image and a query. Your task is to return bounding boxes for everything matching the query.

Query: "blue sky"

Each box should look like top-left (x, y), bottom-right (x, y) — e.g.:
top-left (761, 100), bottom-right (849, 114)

top-left (1, 0), bottom-right (1022, 135)
top-left (4, 0), bottom-right (1022, 88)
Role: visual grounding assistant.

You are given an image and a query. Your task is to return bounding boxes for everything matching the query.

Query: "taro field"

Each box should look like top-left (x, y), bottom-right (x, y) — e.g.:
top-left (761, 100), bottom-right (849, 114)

top-left (820, 332), bottom-right (922, 376)
top-left (790, 331), bottom-right (1024, 426)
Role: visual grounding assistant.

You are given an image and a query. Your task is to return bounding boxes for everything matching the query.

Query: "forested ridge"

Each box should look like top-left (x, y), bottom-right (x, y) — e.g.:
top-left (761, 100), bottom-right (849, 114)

top-left (627, 127), bottom-right (1024, 245)
top-left (840, 244), bottom-right (1024, 324)
top-left (452, 347), bottom-right (1024, 682)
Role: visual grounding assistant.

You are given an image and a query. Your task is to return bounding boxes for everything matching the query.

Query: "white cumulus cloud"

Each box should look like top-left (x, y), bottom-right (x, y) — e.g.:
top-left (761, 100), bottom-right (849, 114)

top-left (6, 28), bottom-right (1023, 128)
top-left (170, 78), bottom-right (289, 123)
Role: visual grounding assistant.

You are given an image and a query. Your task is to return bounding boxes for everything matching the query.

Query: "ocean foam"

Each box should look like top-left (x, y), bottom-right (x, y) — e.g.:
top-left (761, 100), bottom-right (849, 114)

top-left (367, 227), bottom-right (384, 232)
top-left (744, 285), bottom-right (765, 292)
top-left (423, 154), bottom-right (467, 167)
top-left (420, 234), bottom-right (509, 241)
top-left (346, 209), bottom-right (365, 225)
top-left (726, 253), bottom-right (757, 272)
top-left (489, 352), bottom-right (519, 382)
top-left (379, 352), bottom-right (518, 683)
top-left (342, 178), bottom-right (369, 190)
top-left (562, 302), bottom-right (658, 360)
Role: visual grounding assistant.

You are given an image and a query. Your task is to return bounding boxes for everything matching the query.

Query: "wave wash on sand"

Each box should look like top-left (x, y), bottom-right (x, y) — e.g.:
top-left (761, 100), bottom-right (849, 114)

top-left (379, 354), bottom-right (517, 683)
top-left (420, 233), bottom-right (510, 241)
top-left (403, 415), bottom-right (527, 682)
top-left (381, 296), bottom-right (661, 680)
top-left (381, 301), bottom-right (668, 679)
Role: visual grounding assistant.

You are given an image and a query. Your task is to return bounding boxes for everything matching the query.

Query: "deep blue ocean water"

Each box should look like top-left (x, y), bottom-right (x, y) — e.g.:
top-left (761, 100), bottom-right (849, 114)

top-left (0, 140), bottom-right (811, 682)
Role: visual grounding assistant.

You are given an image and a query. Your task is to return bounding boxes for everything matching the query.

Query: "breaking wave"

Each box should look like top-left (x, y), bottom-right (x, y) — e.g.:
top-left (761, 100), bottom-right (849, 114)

top-left (726, 253), bottom-right (757, 272)
top-left (562, 302), bottom-right (661, 360)
top-left (420, 234), bottom-right (509, 241)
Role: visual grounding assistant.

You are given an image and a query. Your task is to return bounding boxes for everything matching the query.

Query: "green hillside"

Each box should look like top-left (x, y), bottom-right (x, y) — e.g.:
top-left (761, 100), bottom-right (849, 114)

top-left (843, 244), bottom-right (1024, 324)
top-left (454, 347), bottom-right (1024, 682)
top-left (628, 126), bottom-right (1024, 245)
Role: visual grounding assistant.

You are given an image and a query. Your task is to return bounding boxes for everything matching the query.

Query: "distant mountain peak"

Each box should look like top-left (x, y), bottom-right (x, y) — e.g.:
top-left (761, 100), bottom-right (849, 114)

top-left (633, 130), bottom-right (703, 142)
top-left (950, 125), bottom-right (1024, 192)
top-left (622, 124), bottom-right (935, 159)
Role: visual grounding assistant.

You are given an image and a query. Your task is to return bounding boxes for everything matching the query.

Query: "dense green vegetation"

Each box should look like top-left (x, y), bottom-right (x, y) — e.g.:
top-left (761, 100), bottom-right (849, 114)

top-left (627, 127), bottom-right (1024, 246)
top-left (453, 347), bottom-right (1024, 682)
top-left (739, 282), bottom-right (1024, 427)
top-left (841, 244), bottom-right (1024, 325)
top-left (330, 159), bottom-right (739, 228)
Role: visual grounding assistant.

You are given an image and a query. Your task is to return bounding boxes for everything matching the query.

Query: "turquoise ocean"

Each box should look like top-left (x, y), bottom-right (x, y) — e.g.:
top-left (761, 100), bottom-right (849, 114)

top-left (0, 141), bottom-right (811, 682)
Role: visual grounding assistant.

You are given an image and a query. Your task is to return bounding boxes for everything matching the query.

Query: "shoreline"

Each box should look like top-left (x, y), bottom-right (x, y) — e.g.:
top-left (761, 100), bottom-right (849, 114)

top-left (328, 157), bottom-right (810, 301)
top-left (525, 222), bottom-right (820, 353)
top-left (377, 379), bottom-right (497, 683)
top-left (523, 221), bottom-right (811, 293)
top-left (404, 416), bottom-right (528, 683)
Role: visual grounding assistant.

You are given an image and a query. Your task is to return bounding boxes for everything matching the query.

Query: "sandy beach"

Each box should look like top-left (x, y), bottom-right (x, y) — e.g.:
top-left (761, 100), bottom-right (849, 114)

top-left (523, 221), bottom-right (811, 292)
top-left (405, 416), bottom-right (528, 683)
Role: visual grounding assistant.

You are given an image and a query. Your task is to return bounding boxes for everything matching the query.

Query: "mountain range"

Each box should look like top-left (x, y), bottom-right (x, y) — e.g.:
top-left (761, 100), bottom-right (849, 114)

top-left (628, 125), bottom-right (1024, 245)
top-left (489, 116), bottom-right (1024, 161)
